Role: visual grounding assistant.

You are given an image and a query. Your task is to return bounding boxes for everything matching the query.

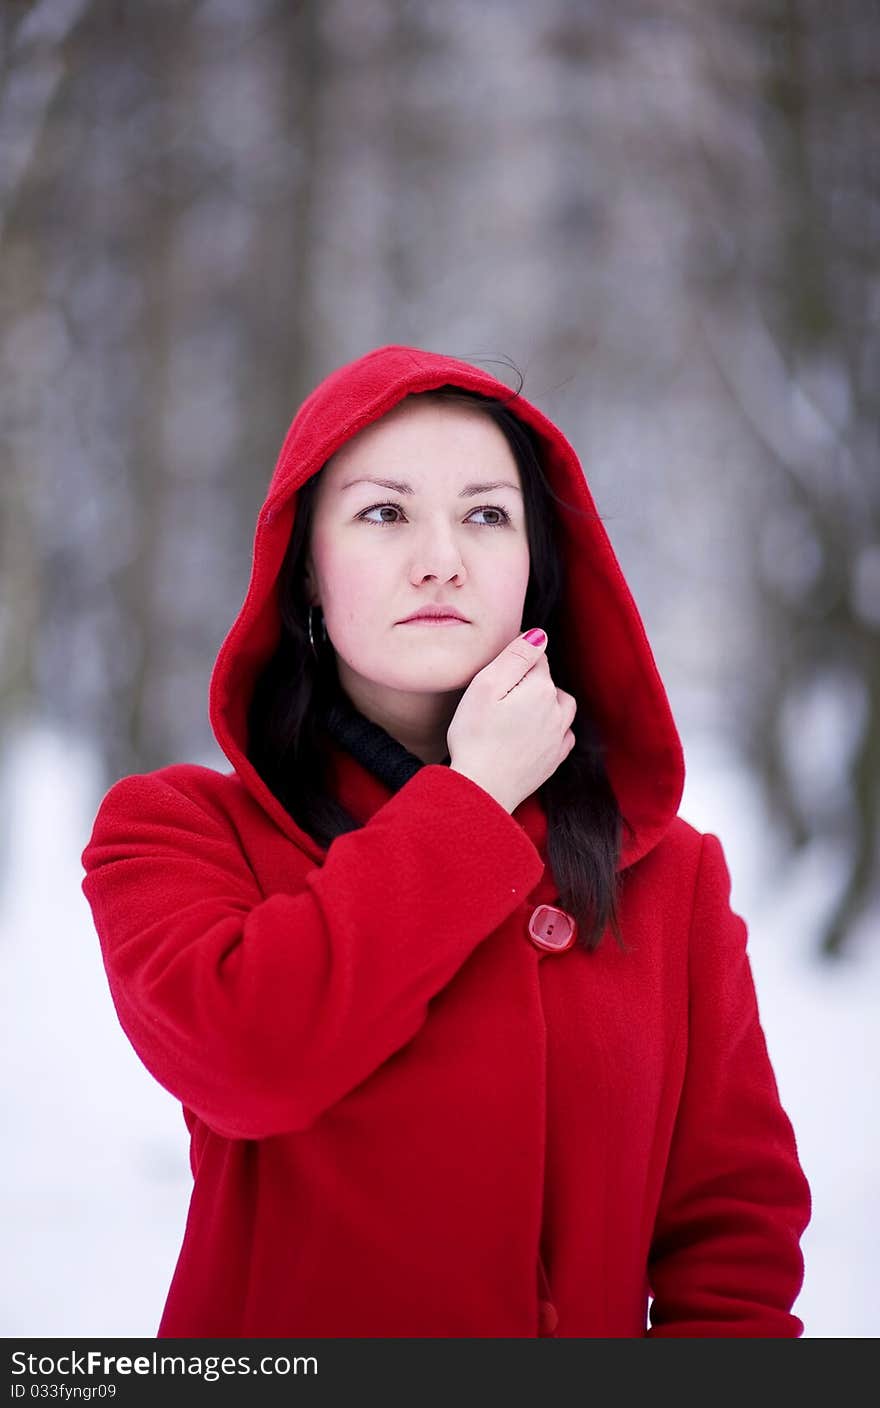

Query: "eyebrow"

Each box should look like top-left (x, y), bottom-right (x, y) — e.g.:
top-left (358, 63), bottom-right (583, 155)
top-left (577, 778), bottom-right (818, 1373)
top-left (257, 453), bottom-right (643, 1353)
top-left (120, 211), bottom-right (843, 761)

top-left (339, 476), bottom-right (522, 497)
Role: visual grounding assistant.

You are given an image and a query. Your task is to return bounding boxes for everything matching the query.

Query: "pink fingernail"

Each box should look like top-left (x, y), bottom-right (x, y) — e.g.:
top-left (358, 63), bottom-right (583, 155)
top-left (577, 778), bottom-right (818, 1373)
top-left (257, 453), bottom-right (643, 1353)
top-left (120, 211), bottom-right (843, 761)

top-left (524, 629), bottom-right (546, 646)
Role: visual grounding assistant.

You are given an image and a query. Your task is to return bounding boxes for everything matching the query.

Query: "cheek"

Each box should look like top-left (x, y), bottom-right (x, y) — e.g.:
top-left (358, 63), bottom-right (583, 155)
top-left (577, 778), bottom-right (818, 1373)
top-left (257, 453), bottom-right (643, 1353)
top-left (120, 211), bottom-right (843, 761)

top-left (473, 551), bottom-right (531, 651)
top-left (487, 548), bottom-right (531, 607)
top-left (312, 536), bottom-right (389, 626)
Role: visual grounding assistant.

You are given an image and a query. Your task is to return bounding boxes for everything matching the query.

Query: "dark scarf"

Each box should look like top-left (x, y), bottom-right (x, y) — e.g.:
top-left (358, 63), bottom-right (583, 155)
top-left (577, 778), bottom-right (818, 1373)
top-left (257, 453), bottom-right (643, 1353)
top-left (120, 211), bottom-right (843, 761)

top-left (322, 690), bottom-right (451, 794)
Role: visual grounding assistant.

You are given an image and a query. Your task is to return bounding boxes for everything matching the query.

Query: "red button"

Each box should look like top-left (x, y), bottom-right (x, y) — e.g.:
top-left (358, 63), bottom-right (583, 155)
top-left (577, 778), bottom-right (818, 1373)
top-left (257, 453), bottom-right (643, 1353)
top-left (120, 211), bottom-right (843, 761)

top-left (527, 904), bottom-right (576, 953)
top-left (537, 1298), bottom-right (559, 1335)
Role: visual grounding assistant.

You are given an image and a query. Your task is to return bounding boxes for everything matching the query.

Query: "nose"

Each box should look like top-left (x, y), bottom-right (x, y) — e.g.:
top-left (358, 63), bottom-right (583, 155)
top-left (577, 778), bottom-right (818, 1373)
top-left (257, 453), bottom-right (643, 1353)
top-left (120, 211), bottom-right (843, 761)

top-left (408, 524), bottom-right (467, 585)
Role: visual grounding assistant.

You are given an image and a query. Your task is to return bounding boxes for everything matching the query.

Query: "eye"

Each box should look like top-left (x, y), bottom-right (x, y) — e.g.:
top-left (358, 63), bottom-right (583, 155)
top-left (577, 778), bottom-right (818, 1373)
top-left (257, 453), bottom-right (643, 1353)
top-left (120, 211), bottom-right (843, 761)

top-left (356, 502), bottom-right (512, 528)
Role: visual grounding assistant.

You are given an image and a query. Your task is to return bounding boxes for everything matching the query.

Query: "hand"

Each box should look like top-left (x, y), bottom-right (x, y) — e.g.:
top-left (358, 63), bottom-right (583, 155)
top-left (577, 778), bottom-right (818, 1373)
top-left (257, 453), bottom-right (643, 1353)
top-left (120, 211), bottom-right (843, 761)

top-left (447, 629), bottom-right (577, 813)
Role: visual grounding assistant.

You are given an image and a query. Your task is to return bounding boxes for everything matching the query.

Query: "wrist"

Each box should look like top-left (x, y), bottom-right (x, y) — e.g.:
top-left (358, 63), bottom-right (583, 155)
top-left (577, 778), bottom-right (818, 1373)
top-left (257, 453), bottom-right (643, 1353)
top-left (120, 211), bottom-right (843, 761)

top-left (449, 763), bottom-right (513, 814)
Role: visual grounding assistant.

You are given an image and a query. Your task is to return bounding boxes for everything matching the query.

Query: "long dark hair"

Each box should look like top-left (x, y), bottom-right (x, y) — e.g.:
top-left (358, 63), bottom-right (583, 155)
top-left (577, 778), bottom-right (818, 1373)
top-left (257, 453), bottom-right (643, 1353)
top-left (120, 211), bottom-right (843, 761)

top-left (247, 381), bottom-right (634, 952)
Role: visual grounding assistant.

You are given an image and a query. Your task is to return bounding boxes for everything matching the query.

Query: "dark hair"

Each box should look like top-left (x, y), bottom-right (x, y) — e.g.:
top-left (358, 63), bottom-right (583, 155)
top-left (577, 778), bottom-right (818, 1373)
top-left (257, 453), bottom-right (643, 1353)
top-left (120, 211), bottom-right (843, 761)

top-left (247, 381), bottom-right (634, 952)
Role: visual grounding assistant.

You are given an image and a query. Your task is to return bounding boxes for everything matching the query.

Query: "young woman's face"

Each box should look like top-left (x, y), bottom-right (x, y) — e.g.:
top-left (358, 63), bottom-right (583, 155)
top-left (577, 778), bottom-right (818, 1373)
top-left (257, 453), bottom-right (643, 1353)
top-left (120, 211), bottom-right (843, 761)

top-left (304, 397), bottom-right (531, 707)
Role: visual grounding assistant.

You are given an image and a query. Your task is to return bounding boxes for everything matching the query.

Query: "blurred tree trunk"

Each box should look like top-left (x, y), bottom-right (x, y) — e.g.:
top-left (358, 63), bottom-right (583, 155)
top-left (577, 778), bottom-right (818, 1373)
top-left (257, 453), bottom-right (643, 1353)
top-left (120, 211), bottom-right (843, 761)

top-left (235, 0), bottom-right (326, 533)
top-left (0, 0), bottom-right (93, 748)
top-left (712, 0), bottom-right (879, 957)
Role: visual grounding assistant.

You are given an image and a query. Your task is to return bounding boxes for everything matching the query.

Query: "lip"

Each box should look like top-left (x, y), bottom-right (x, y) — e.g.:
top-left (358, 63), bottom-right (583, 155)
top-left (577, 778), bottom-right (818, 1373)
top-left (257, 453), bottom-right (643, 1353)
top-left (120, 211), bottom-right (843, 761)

top-left (399, 616), bottom-right (469, 625)
top-left (398, 608), bottom-right (470, 624)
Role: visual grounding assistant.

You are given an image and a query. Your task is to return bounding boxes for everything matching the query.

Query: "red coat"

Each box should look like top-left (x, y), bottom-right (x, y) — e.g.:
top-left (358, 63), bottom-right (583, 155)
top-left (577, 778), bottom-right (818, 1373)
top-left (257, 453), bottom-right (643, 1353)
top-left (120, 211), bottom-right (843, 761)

top-left (81, 344), bottom-right (811, 1337)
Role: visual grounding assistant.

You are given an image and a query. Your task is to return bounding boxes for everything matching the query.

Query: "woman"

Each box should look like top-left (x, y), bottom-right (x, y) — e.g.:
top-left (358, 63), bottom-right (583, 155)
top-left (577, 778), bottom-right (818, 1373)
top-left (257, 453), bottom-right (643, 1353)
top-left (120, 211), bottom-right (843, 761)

top-left (81, 343), bottom-right (811, 1338)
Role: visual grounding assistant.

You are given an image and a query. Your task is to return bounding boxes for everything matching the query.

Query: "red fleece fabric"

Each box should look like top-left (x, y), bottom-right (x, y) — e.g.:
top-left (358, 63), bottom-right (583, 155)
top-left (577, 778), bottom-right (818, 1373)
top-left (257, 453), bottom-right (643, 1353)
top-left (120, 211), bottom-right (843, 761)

top-left (81, 344), bottom-right (811, 1337)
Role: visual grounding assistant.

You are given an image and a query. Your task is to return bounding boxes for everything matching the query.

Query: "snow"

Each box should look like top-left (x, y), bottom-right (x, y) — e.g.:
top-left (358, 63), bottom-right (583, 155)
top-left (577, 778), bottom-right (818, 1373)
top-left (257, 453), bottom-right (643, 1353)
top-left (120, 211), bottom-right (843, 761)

top-left (0, 719), bottom-right (875, 1337)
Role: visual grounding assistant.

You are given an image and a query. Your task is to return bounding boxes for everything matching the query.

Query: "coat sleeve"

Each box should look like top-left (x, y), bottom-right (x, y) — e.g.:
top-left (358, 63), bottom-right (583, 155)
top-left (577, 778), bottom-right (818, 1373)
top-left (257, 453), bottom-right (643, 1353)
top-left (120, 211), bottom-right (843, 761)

top-left (646, 832), bottom-right (812, 1337)
top-left (81, 764), bottom-right (545, 1141)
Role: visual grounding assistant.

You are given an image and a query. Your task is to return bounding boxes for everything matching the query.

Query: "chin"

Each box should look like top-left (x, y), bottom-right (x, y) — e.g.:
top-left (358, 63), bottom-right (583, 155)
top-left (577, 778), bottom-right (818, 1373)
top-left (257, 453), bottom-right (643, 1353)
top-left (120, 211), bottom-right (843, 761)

top-left (350, 654), bottom-right (472, 694)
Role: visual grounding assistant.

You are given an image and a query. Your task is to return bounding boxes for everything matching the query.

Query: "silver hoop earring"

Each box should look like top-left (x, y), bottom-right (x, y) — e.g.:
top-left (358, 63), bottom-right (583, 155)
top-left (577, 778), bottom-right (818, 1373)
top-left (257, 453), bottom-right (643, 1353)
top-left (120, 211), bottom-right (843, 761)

top-left (308, 605), bottom-right (327, 658)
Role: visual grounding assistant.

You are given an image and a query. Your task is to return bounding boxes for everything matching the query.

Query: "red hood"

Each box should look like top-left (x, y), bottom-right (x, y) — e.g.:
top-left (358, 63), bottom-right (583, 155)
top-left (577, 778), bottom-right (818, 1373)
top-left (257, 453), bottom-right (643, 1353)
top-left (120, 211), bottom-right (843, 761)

top-left (208, 343), bottom-right (684, 870)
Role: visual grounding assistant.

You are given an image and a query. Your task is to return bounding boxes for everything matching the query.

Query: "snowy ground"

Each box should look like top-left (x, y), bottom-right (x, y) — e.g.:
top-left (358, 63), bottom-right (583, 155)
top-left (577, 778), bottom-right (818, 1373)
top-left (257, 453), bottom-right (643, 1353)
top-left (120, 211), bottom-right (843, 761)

top-left (0, 720), bottom-right (875, 1338)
